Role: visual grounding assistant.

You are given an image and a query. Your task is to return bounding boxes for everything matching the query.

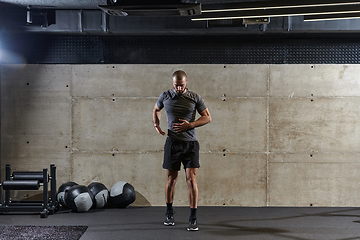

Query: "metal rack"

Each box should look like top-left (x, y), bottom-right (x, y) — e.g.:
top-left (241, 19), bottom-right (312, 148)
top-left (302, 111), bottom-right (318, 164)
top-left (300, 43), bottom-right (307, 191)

top-left (0, 164), bottom-right (57, 218)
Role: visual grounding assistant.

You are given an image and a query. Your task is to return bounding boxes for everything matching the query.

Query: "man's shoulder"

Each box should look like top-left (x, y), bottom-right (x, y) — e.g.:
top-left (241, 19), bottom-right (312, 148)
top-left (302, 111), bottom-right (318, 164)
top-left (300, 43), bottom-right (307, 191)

top-left (159, 89), bottom-right (175, 98)
top-left (184, 90), bottom-right (202, 101)
top-left (186, 89), bottom-right (199, 96)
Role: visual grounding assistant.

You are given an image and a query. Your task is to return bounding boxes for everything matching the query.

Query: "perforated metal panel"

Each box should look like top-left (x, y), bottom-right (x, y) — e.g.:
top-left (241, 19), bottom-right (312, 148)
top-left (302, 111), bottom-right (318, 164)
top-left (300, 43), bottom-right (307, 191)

top-left (2, 33), bottom-right (360, 64)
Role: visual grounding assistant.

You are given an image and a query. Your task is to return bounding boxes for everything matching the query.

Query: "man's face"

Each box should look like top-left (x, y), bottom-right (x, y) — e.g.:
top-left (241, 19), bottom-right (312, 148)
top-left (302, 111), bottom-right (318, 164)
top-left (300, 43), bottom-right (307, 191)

top-left (172, 77), bottom-right (188, 95)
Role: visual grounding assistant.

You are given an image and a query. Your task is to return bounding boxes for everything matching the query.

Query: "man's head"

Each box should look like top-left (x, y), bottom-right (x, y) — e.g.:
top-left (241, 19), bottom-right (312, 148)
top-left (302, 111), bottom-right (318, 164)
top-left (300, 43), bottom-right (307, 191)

top-left (172, 70), bottom-right (188, 95)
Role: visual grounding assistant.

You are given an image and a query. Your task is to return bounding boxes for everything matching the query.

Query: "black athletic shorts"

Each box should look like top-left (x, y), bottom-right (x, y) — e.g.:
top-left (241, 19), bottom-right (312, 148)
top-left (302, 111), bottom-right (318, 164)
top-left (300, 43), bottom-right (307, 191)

top-left (163, 137), bottom-right (200, 171)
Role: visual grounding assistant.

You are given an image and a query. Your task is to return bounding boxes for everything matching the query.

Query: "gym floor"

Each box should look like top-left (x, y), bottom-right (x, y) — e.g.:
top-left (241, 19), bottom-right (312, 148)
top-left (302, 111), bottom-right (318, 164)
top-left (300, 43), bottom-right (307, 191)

top-left (1, 206), bottom-right (360, 240)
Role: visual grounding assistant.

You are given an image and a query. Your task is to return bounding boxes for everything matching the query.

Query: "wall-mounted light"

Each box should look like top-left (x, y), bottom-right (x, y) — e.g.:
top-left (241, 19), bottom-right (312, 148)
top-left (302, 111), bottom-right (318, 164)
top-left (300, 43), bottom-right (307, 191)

top-left (201, 0), bottom-right (360, 13)
top-left (192, 3), bottom-right (360, 21)
top-left (0, 39), bottom-right (2, 64)
top-left (27, 6), bottom-right (32, 24)
top-left (304, 12), bottom-right (360, 21)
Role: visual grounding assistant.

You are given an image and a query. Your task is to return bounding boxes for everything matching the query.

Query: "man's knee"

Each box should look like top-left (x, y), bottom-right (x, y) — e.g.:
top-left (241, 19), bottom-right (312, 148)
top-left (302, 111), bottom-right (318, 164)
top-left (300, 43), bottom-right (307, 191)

top-left (167, 170), bottom-right (178, 185)
top-left (186, 169), bottom-right (198, 189)
top-left (187, 178), bottom-right (197, 190)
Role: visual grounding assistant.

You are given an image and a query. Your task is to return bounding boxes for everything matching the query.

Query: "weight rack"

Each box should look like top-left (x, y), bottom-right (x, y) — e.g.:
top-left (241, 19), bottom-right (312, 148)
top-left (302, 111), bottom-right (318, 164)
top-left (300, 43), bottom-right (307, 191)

top-left (0, 164), bottom-right (57, 218)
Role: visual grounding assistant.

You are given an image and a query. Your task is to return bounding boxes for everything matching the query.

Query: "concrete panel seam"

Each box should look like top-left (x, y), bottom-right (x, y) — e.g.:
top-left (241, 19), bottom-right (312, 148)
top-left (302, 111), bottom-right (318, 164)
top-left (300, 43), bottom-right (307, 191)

top-left (70, 65), bottom-right (75, 181)
top-left (269, 97), bottom-right (356, 99)
top-left (72, 96), bottom-right (159, 100)
top-left (269, 152), bottom-right (360, 154)
top-left (71, 150), bottom-right (270, 154)
top-left (270, 162), bottom-right (360, 164)
top-left (71, 96), bottom-right (270, 100)
top-left (71, 150), bottom-right (165, 154)
top-left (1, 97), bottom-right (71, 100)
top-left (199, 151), bottom-right (269, 154)
top-left (266, 65), bottom-right (270, 207)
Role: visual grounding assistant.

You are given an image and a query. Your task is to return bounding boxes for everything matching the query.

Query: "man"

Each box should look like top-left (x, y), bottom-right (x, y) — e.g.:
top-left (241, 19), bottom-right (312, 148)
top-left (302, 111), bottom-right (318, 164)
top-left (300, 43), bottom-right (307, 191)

top-left (152, 70), bottom-right (211, 231)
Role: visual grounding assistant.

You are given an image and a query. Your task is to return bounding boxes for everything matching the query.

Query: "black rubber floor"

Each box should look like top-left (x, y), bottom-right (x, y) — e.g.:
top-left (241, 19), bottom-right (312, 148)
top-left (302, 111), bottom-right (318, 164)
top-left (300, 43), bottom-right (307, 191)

top-left (1, 206), bottom-right (360, 240)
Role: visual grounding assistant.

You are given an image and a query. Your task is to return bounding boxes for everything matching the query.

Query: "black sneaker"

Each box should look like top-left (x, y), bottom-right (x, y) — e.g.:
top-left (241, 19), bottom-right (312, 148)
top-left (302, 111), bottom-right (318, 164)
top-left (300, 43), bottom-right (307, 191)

top-left (164, 210), bottom-right (175, 226)
top-left (187, 217), bottom-right (198, 231)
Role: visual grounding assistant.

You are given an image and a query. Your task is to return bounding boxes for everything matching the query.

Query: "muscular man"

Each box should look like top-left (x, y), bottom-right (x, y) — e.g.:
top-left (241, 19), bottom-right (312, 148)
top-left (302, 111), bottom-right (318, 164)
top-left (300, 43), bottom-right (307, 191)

top-left (152, 70), bottom-right (211, 231)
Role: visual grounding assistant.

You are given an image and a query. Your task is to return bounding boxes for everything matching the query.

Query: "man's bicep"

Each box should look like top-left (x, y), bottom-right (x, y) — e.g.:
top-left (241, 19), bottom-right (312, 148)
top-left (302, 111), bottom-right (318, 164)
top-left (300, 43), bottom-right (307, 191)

top-left (154, 99), bottom-right (164, 110)
top-left (154, 103), bottom-right (160, 111)
top-left (199, 108), bottom-right (210, 117)
top-left (156, 92), bottom-right (166, 110)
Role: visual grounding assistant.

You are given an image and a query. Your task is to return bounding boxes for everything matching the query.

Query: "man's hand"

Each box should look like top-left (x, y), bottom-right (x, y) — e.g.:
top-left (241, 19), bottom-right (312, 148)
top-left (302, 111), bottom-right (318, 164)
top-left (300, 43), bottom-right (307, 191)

top-left (154, 124), bottom-right (166, 135)
top-left (172, 108), bottom-right (211, 133)
top-left (173, 119), bottom-right (192, 133)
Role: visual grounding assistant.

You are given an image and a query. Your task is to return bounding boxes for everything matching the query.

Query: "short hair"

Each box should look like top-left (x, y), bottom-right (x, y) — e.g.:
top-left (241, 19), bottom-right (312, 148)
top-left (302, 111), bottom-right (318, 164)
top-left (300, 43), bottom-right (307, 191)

top-left (172, 70), bottom-right (187, 81)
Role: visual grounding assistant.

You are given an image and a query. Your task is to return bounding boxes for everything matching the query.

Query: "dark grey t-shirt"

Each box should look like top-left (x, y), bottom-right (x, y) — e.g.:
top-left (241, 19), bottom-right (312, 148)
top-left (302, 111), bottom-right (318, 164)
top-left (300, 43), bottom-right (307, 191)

top-left (157, 89), bottom-right (207, 142)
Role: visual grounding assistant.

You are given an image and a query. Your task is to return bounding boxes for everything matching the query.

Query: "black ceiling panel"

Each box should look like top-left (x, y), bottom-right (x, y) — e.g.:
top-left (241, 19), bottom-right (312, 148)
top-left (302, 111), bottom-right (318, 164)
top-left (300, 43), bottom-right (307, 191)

top-left (1, 33), bottom-right (359, 64)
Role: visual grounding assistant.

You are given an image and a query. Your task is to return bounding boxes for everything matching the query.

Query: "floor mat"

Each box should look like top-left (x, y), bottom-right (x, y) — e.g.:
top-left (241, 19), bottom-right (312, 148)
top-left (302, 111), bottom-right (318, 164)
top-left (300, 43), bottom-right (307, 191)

top-left (0, 226), bottom-right (88, 240)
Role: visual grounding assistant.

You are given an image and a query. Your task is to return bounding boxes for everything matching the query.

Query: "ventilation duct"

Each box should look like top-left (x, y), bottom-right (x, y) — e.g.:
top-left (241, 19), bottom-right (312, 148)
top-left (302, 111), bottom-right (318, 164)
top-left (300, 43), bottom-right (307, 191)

top-left (98, 0), bottom-right (201, 17)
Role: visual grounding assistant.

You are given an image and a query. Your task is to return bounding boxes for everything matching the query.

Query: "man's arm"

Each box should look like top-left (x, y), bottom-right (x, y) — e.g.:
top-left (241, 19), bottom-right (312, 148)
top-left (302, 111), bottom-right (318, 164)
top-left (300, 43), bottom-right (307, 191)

top-left (173, 108), bottom-right (211, 133)
top-left (153, 103), bottom-right (166, 135)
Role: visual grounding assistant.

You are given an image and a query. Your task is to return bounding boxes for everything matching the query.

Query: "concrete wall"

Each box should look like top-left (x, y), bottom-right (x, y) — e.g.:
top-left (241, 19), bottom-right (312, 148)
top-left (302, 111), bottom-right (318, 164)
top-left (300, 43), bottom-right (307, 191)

top-left (1, 64), bottom-right (360, 207)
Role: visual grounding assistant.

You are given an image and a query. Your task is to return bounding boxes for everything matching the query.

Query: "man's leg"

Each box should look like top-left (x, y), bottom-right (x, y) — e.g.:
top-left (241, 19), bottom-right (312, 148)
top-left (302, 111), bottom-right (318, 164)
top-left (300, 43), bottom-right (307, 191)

top-left (186, 167), bottom-right (198, 208)
top-left (186, 167), bottom-right (199, 231)
top-left (166, 170), bottom-right (178, 204)
top-left (164, 170), bottom-right (178, 226)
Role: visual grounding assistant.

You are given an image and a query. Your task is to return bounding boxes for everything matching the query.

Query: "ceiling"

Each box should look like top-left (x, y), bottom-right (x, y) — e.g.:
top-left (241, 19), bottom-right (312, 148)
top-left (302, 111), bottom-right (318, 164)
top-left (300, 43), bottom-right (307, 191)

top-left (0, 0), bottom-right (253, 9)
top-left (1, 0), bottom-right (360, 35)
